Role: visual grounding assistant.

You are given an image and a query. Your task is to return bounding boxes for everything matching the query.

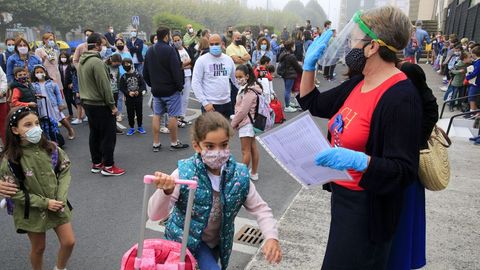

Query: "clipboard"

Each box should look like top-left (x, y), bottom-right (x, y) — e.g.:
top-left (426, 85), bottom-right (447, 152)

top-left (256, 111), bottom-right (352, 188)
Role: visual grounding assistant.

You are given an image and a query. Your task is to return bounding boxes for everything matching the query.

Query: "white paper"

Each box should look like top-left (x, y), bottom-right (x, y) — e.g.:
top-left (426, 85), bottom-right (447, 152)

top-left (257, 111), bottom-right (352, 188)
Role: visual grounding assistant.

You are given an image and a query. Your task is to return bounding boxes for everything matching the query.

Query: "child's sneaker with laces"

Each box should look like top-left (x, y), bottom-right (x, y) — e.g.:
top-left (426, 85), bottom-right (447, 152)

top-left (91, 163), bottom-right (104, 173)
top-left (170, 141), bottom-right (189, 151)
top-left (137, 127), bottom-right (147, 134)
top-left (101, 165), bottom-right (126, 176)
top-left (126, 128), bottom-right (136, 136)
top-left (153, 144), bottom-right (161, 152)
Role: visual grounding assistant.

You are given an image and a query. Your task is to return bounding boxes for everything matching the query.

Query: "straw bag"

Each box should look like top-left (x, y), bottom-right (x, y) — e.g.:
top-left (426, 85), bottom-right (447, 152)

top-left (418, 126), bottom-right (451, 191)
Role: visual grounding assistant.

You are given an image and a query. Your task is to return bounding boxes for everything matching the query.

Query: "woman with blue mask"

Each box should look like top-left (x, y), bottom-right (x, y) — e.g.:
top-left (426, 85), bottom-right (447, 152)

top-left (0, 38), bottom-right (15, 72)
top-left (251, 37), bottom-right (274, 67)
top-left (35, 33), bottom-right (64, 95)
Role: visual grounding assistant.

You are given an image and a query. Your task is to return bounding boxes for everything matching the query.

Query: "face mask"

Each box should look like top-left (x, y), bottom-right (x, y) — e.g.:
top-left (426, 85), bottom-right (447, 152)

top-left (116, 45), bottom-right (124, 51)
top-left (123, 65), bottom-right (132, 72)
top-left (260, 44), bottom-right (267, 51)
top-left (100, 46), bottom-right (107, 58)
top-left (35, 73), bottom-right (45, 80)
top-left (17, 76), bottom-right (28, 84)
top-left (109, 29), bottom-right (114, 33)
top-left (210, 45), bottom-right (222, 56)
top-left (174, 40), bottom-right (183, 49)
top-left (47, 40), bottom-right (55, 47)
top-left (188, 28), bottom-right (194, 34)
top-left (7, 45), bottom-right (14, 52)
top-left (236, 77), bottom-right (247, 86)
top-left (345, 47), bottom-right (367, 74)
top-left (234, 40), bottom-right (242, 46)
top-left (18, 47), bottom-right (28, 55)
top-left (201, 149), bottom-right (230, 170)
top-left (60, 57), bottom-right (67, 63)
top-left (131, 32), bottom-right (137, 38)
top-left (25, 126), bottom-right (43, 144)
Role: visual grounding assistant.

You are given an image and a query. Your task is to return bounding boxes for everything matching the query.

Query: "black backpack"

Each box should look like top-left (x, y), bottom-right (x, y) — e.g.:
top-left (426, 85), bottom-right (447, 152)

top-left (277, 57), bottom-right (288, 78)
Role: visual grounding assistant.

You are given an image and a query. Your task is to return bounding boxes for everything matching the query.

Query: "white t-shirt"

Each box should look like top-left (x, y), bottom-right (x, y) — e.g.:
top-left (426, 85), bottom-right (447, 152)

top-left (207, 171), bottom-right (221, 192)
top-left (191, 53), bottom-right (237, 106)
top-left (178, 48), bottom-right (192, 77)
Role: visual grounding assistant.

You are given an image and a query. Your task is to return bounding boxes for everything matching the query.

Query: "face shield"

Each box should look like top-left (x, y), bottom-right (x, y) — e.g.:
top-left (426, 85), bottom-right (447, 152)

top-left (318, 11), bottom-right (399, 67)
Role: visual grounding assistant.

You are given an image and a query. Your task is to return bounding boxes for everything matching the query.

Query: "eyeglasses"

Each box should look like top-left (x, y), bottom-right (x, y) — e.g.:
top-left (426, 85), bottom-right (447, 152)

top-left (209, 43), bottom-right (221, 46)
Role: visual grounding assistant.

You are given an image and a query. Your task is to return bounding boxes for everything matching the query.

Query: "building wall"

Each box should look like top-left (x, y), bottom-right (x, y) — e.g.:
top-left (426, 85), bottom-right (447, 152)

top-left (417, 0), bottom-right (436, 20)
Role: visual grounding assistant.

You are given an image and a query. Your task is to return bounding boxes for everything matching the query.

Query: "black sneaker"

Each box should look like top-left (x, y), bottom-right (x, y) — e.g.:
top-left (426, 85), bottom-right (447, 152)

top-left (170, 141), bottom-right (189, 151)
top-left (153, 144), bottom-right (162, 152)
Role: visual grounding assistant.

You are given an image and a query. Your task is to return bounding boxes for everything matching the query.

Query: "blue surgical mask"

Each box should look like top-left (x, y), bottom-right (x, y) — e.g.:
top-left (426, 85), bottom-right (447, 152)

top-left (260, 44), bottom-right (267, 51)
top-left (7, 45), bottom-right (14, 53)
top-left (100, 46), bottom-right (107, 58)
top-left (47, 40), bottom-right (55, 47)
top-left (131, 32), bottom-right (137, 38)
top-left (210, 45), bottom-right (222, 56)
top-left (25, 126), bottom-right (43, 144)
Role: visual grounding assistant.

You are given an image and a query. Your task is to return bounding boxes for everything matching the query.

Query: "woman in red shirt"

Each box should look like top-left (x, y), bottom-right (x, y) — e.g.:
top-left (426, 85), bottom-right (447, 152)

top-left (299, 7), bottom-right (423, 269)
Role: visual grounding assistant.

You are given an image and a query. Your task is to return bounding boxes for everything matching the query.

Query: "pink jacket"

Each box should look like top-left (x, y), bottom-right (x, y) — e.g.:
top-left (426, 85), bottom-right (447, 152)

top-left (148, 169), bottom-right (279, 248)
top-left (231, 83), bottom-right (262, 129)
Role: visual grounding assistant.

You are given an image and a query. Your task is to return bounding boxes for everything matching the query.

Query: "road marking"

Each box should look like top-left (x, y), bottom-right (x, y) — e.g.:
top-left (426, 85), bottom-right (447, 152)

top-left (145, 216), bottom-right (260, 255)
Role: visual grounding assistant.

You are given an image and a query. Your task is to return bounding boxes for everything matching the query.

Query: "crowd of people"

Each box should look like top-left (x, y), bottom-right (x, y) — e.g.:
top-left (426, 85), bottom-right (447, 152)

top-left (404, 20), bottom-right (480, 129)
top-left (0, 4), bottom-right (478, 270)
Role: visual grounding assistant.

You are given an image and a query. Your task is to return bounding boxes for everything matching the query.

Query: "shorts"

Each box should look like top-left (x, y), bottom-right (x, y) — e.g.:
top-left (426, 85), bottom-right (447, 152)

top-left (467, 86), bottom-right (480, 102)
top-left (152, 92), bottom-right (182, 117)
top-left (238, 123), bottom-right (255, 138)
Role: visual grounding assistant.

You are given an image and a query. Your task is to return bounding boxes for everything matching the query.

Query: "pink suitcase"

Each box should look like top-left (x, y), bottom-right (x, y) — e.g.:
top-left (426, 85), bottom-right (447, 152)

top-left (120, 175), bottom-right (198, 270)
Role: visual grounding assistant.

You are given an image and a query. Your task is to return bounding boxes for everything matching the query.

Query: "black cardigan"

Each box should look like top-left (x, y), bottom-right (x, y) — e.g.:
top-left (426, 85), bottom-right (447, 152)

top-left (297, 75), bottom-right (422, 243)
top-left (400, 62), bottom-right (439, 149)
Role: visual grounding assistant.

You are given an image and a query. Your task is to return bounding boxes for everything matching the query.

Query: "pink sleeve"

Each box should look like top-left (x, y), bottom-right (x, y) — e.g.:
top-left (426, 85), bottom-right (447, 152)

top-left (243, 182), bottom-right (279, 240)
top-left (147, 169), bottom-right (180, 221)
top-left (231, 91), bottom-right (256, 129)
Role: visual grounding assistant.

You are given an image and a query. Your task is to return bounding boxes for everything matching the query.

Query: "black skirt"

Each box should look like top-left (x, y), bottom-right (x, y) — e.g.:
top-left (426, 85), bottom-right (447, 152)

top-left (322, 184), bottom-right (392, 270)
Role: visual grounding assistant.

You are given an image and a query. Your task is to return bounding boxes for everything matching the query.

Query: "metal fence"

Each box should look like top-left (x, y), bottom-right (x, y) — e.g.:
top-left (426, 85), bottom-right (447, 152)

top-left (445, 0), bottom-right (480, 41)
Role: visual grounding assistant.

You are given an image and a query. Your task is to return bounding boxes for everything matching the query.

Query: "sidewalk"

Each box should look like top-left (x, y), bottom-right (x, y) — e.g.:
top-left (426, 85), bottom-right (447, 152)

top-left (246, 64), bottom-right (480, 269)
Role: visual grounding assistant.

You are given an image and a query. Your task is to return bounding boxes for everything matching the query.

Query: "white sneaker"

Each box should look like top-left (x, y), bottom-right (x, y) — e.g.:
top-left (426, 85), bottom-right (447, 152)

top-left (284, 106), bottom-right (297, 113)
top-left (83, 116), bottom-right (88, 122)
top-left (250, 173), bottom-right (259, 181)
top-left (71, 119), bottom-right (82, 125)
top-left (440, 86), bottom-right (448, 92)
top-left (160, 127), bottom-right (170, 134)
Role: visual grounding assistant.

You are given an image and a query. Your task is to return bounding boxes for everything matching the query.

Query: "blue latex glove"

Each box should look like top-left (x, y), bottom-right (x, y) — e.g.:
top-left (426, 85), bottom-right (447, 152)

top-left (314, 147), bottom-right (369, 172)
top-left (303, 30), bottom-right (334, 71)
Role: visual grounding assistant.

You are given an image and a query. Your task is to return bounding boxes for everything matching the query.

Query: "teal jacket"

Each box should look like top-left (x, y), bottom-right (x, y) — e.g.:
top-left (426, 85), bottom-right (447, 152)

top-left (165, 153), bottom-right (250, 270)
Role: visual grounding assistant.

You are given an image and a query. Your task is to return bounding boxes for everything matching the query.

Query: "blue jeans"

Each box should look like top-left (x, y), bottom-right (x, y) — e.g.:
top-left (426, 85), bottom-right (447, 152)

top-left (195, 241), bottom-right (220, 270)
top-left (283, 79), bottom-right (295, 107)
top-left (444, 85), bottom-right (460, 107)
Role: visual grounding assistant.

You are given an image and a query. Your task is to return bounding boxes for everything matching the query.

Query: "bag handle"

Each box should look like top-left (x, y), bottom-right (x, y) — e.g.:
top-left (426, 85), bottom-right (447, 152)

top-left (431, 126), bottom-right (452, 148)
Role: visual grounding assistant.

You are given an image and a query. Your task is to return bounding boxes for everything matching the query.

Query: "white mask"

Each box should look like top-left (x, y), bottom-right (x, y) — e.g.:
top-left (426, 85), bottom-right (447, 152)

top-left (35, 73), bottom-right (46, 80)
top-left (25, 126), bottom-right (43, 144)
top-left (18, 47), bottom-right (28, 55)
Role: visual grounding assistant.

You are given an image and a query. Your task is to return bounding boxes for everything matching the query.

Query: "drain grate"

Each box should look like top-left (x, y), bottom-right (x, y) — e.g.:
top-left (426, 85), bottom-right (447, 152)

top-left (234, 225), bottom-right (264, 247)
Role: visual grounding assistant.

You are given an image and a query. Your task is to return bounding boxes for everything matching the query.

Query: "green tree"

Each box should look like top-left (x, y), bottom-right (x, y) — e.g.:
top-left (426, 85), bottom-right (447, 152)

top-left (305, 0), bottom-right (327, 28)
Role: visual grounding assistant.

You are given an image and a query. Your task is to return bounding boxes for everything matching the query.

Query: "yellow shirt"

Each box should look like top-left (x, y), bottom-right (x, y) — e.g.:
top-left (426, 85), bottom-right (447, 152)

top-left (226, 44), bottom-right (248, 67)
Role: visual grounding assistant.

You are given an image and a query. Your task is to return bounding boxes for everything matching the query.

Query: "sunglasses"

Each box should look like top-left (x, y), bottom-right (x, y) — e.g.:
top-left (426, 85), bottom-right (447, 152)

top-left (209, 43), bottom-right (221, 46)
